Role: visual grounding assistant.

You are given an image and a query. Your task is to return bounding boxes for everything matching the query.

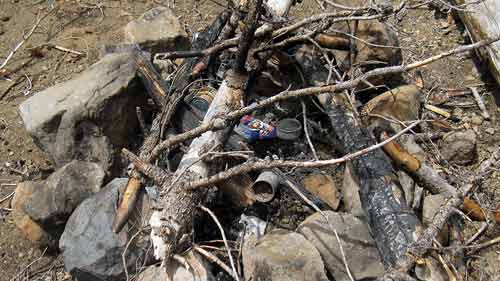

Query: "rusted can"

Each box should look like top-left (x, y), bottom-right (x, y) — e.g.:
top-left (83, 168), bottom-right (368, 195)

top-left (277, 118), bottom-right (302, 140)
top-left (190, 86), bottom-right (216, 112)
top-left (251, 170), bottom-right (280, 203)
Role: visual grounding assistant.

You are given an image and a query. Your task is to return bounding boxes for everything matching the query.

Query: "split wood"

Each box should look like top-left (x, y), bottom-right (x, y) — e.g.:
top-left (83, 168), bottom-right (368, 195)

top-left (199, 205), bottom-right (240, 281)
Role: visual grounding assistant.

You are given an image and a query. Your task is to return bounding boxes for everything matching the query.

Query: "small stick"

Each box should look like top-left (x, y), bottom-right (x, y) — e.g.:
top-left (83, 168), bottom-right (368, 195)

top-left (50, 44), bottom-right (84, 56)
top-left (9, 247), bottom-right (48, 281)
top-left (112, 177), bottom-right (142, 233)
top-left (301, 101), bottom-right (319, 160)
top-left (469, 87), bottom-right (490, 120)
top-left (465, 222), bottom-right (488, 245)
top-left (424, 104), bottom-right (451, 118)
top-left (122, 229), bottom-right (143, 281)
top-left (136, 107), bottom-right (148, 135)
top-left (465, 235), bottom-right (500, 252)
top-left (0, 191), bottom-right (15, 204)
top-left (0, 8), bottom-right (55, 70)
top-left (193, 245), bottom-right (236, 279)
top-left (199, 205), bottom-right (240, 281)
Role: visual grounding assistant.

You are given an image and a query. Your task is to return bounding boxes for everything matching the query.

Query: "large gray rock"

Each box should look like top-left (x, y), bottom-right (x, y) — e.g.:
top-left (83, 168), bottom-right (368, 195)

top-left (60, 178), bottom-right (152, 281)
top-left (297, 211), bottom-right (385, 281)
top-left (19, 53), bottom-right (146, 175)
top-left (124, 7), bottom-right (190, 53)
top-left (23, 161), bottom-right (105, 226)
top-left (242, 229), bottom-right (329, 281)
top-left (137, 250), bottom-right (213, 281)
top-left (440, 130), bottom-right (477, 165)
top-left (11, 161), bottom-right (105, 247)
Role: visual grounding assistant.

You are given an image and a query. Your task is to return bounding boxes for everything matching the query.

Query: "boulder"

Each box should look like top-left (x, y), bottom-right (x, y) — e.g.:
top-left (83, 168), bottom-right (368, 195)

top-left (19, 53), bottom-right (147, 175)
top-left (60, 178), bottom-right (152, 281)
top-left (137, 250), bottom-right (213, 281)
top-left (297, 211), bottom-right (385, 281)
top-left (440, 130), bottom-right (477, 165)
top-left (124, 7), bottom-right (190, 53)
top-left (242, 229), bottom-right (329, 281)
top-left (22, 161), bottom-right (105, 227)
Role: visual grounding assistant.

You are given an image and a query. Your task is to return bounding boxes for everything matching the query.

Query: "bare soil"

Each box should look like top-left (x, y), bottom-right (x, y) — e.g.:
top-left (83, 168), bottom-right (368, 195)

top-left (0, 0), bottom-right (498, 280)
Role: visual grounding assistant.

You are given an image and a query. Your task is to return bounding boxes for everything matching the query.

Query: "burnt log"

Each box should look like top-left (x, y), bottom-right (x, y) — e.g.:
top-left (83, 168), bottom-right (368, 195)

top-left (293, 40), bottom-right (421, 268)
top-left (325, 100), bottom-right (421, 267)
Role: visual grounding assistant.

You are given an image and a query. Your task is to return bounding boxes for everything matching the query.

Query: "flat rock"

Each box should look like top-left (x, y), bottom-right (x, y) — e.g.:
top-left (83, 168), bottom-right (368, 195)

top-left (422, 194), bottom-right (447, 226)
top-left (60, 178), bottom-right (152, 281)
top-left (422, 194), bottom-right (449, 244)
top-left (124, 7), bottom-right (190, 53)
top-left (19, 53), bottom-right (146, 175)
top-left (341, 163), bottom-right (364, 218)
top-left (297, 211), bottom-right (385, 281)
top-left (137, 250), bottom-right (213, 281)
top-left (302, 173), bottom-right (340, 210)
top-left (22, 161), bottom-right (105, 227)
top-left (440, 130), bottom-right (477, 165)
top-left (242, 229), bottom-right (329, 281)
top-left (366, 85), bottom-right (421, 131)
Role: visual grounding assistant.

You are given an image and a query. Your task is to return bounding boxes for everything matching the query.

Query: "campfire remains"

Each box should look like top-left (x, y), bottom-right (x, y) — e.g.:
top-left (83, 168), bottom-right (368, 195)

top-left (6, 0), bottom-right (500, 280)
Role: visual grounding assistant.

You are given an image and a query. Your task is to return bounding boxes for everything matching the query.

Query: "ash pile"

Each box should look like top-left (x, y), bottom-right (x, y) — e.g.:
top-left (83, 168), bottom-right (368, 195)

top-left (9, 1), bottom-right (500, 281)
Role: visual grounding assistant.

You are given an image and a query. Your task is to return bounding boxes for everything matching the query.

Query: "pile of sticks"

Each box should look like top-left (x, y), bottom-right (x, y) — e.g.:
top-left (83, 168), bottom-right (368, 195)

top-left (110, 0), bottom-right (500, 280)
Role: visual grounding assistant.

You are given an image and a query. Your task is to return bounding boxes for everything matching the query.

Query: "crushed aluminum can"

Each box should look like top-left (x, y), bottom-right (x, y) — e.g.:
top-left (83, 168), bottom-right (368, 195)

top-left (239, 214), bottom-right (267, 240)
top-left (234, 115), bottom-right (277, 142)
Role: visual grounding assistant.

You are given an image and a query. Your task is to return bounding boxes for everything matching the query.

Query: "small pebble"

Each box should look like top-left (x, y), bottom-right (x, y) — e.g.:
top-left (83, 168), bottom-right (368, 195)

top-left (485, 128), bottom-right (495, 135)
top-left (470, 115), bottom-right (483, 126)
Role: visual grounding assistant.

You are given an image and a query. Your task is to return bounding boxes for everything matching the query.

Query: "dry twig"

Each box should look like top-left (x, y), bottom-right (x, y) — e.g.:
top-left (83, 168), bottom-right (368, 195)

top-left (199, 205), bottom-right (240, 281)
top-left (0, 7), bottom-right (56, 70)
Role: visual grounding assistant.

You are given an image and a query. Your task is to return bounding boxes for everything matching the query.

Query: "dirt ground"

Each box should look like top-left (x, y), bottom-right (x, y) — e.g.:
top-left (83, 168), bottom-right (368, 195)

top-left (0, 0), bottom-right (499, 280)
